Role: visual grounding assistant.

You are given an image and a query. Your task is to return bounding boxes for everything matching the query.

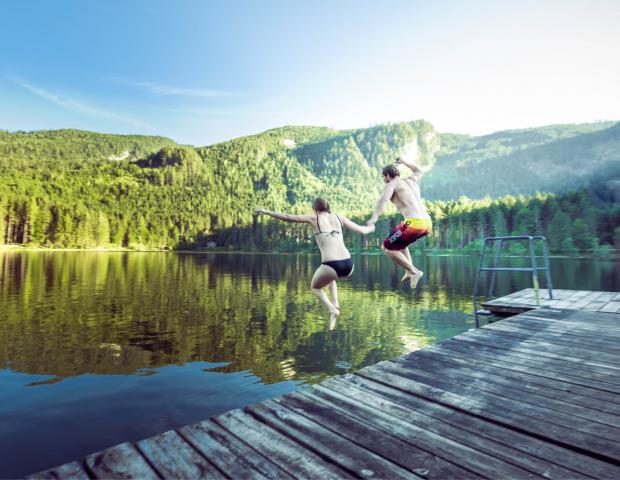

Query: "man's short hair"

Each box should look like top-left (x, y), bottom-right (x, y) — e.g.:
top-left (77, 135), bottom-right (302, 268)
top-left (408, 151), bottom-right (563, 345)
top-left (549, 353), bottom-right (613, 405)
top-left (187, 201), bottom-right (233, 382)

top-left (382, 164), bottom-right (400, 178)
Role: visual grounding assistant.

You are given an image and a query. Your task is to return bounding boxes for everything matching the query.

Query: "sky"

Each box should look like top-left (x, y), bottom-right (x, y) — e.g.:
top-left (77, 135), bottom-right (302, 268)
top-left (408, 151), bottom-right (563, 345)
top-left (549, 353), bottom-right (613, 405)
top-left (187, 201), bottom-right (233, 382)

top-left (1, 0), bottom-right (619, 146)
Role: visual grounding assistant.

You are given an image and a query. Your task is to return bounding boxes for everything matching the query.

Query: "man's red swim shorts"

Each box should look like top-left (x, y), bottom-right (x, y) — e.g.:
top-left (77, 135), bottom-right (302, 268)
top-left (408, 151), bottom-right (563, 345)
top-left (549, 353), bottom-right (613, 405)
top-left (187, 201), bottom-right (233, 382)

top-left (383, 218), bottom-right (432, 251)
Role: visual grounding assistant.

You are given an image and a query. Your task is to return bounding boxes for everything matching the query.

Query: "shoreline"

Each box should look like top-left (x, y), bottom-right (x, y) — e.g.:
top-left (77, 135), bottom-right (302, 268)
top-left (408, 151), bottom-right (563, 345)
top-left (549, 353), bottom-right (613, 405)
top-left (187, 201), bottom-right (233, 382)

top-left (1, 245), bottom-right (618, 260)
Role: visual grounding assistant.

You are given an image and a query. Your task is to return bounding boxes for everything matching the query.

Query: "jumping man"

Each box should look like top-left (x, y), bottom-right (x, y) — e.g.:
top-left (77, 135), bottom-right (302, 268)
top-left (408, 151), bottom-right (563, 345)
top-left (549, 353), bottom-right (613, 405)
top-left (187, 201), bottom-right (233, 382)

top-left (366, 157), bottom-right (432, 288)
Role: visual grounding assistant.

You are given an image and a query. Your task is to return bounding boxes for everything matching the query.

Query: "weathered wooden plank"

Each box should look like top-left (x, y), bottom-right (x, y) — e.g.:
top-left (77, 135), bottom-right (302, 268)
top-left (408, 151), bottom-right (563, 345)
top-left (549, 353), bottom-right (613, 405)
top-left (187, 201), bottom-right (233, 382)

top-left (27, 461), bottom-right (89, 480)
top-left (315, 379), bottom-right (588, 479)
top-left (178, 420), bottom-right (292, 480)
top-left (135, 430), bottom-right (225, 479)
top-left (437, 337), bottom-right (620, 394)
top-left (588, 301), bottom-right (613, 311)
top-left (456, 332), bottom-right (620, 378)
top-left (476, 325), bottom-right (620, 361)
top-left (571, 291), bottom-right (606, 309)
top-left (490, 316), bottom-right (620, 349)
top-left (383, 358), bottom-right (620, 435)
top-left (306, 384), bottom-right (538, 479)
top-left (336, 373), bottom-right (620, 479)
top-left (84, 442), bottom-right (159, 479)
top-left (246, 399), bottom-right (417, 479)
top-left (462, 329), bottom-right (620, 372)
top-left (596, 292), bottom-right (619, 302)
top-left (357, 362), bottom-right (620, 463)
top-left (275, 391), bottom-right (480, 479)
top-left (512, 310), bottom-right (620, 331)
top-left (424, 344), bottom-right (620, 409)
top-left (396, 352), bottom-right (620, 426)
top-left (485, 321), bottom-right (620, 353)
top-left (461, 328), bottom-right (620, 369)
top-left (601, 302), bottom-right (620, 313)
top-left (481, 304), bottom-right (531, 315)
top-left (488, 315), bottom-right (620, 342)
top-left (484, 289), bottom-right (620, 314)
top-left (563, 308), bottom-right (620, 323)
top-left (516, 310), bottom-right (620, 333)
top-left (213, 409), bottom-right (352, 479)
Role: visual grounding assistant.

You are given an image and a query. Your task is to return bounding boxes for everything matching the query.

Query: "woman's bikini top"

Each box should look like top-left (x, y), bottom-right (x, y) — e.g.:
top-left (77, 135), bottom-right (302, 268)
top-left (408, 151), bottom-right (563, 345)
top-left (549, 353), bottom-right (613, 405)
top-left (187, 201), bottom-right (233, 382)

top-left (314, 213), bottom-right (343, 237)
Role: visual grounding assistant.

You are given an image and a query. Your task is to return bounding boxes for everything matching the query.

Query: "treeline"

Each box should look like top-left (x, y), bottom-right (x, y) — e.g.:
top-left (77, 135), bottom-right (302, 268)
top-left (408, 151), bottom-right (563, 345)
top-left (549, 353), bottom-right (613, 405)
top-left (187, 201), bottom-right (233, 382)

top-left (210, 188), bottom-right (620, 255)
top-left (1, 123), bottom-right (619, 253)
top-left (0, 123), bottom-right (436, 248)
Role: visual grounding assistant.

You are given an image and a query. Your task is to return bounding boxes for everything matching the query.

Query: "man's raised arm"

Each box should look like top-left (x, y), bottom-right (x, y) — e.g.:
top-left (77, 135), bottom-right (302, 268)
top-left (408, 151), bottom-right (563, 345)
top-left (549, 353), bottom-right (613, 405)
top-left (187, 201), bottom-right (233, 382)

top-left (396, 156), bottom-right (423, 183)
top-left (367, 181), bottom-right (395, 225)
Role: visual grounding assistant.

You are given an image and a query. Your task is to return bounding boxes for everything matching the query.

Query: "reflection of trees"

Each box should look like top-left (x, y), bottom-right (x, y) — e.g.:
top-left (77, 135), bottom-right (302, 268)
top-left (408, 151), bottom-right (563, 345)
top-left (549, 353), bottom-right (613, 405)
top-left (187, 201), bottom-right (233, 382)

top-left (0, 252), bottom-right (535, 384)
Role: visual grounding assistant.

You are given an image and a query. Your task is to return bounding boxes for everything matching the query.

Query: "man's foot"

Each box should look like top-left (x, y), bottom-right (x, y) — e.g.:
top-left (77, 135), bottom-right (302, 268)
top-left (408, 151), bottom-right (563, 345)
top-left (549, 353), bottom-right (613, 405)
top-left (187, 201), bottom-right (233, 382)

top-left (402, 271), bottom-right (423, 288)
top-left (409, 271), bottom-right (423, 289)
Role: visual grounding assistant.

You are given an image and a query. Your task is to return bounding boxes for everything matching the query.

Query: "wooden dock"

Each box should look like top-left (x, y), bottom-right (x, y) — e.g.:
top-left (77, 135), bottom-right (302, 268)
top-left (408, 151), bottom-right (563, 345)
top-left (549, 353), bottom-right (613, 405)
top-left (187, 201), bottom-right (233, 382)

top-left (483, 288), bottom-right (620, 315)
top-left (31, 302), bottom-right (620, 479)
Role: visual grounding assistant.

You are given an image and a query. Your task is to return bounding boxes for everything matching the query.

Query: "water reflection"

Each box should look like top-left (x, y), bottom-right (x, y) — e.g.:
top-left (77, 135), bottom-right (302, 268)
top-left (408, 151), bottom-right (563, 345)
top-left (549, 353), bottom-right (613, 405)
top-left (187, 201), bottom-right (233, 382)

top-left (2, 252), bottom-right (618, 384)
top-left (0, 253), bottom-right (461, 384)
top-left (0, 251), bottom-right (618, 476)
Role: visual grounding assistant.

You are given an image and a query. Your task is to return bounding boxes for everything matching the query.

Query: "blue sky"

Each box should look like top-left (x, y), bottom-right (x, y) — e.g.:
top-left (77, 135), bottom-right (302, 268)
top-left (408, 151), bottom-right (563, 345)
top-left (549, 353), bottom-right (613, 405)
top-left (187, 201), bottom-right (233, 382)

top-left (1, 0), bottom-right (618, 145)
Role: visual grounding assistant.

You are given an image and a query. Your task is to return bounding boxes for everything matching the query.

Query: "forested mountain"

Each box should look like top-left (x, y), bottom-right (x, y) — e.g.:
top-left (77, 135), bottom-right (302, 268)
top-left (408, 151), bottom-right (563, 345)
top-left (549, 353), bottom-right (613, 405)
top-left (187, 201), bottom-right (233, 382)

top-left (424, 121), bottom-right (620, 199)
top-left (1, 120), bottom-right (619, 253)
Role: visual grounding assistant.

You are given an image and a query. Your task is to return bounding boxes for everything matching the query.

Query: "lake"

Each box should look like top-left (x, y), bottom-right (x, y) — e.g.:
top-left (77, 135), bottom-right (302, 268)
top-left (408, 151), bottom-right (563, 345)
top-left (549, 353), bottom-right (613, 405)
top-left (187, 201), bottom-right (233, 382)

top-left (0, 251), bottom-right (618, 476)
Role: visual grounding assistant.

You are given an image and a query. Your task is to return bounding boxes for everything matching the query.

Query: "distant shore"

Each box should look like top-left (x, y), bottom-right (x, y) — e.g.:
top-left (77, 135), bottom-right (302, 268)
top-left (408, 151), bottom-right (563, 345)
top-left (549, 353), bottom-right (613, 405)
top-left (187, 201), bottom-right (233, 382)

top-left (2, 244), bottom-right (618, 259)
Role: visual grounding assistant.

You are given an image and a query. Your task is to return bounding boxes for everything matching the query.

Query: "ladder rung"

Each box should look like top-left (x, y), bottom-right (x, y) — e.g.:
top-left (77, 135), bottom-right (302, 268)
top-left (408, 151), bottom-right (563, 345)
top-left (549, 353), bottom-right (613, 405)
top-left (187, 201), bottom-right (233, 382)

top-left (479, 267), bottom-right (548, 272)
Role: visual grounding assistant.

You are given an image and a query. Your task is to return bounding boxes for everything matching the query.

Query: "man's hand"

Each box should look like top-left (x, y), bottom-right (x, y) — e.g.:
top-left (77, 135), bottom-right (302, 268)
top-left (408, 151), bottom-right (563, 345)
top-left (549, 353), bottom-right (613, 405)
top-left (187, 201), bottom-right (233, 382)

top-left (396, 156), bottom-right (423, 181)
top-left (255, 207), bottom-right (267, 215)
top-left (366, 219), bottom-right (376, 226)
top-left (395, 156), bottom-right (415, 169)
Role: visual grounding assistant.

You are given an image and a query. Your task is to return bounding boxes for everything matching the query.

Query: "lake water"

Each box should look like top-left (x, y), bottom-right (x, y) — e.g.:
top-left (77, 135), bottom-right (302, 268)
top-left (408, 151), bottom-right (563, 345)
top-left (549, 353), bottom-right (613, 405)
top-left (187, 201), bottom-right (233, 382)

top-left (1, 251), bottom-right (618, 476)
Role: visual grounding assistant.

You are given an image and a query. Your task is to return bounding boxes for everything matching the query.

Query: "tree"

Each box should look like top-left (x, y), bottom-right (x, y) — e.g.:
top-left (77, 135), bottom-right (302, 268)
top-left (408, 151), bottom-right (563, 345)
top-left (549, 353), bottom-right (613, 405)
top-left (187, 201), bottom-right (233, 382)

top-left (548, 211), bottom-right (572, 252)
top-left (572, 218), bottom-right (593, 252)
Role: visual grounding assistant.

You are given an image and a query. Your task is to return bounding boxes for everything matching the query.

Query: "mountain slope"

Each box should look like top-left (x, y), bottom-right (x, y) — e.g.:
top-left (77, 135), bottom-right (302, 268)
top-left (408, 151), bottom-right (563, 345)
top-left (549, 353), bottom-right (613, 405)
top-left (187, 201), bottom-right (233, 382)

top-left (424, 121), bottom-right (620, 199)
top-left (1, 120), bottom-right (618, 250)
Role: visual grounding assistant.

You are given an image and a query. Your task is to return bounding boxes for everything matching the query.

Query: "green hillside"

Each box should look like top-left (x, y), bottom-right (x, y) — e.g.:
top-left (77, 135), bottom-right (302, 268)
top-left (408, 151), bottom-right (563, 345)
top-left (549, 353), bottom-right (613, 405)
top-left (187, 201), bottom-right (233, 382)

top-left (1, 120), bottom-right (619, 253)
top-left (425, 121), bottom-right (620, 199)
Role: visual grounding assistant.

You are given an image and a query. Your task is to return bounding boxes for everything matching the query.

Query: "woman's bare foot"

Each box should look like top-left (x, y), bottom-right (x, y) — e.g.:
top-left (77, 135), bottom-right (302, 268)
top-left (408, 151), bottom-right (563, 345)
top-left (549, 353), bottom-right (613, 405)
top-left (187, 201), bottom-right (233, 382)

top-left (329, 308), bottom-right (340, 330)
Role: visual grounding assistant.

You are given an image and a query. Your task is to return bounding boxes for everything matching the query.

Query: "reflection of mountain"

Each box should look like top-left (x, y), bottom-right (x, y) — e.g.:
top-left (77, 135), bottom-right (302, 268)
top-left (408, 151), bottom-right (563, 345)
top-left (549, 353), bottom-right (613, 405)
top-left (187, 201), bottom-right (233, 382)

top-left (2, 252), bottom-right (614, 383)
top-left (0, 252), bottom-right (483, 383)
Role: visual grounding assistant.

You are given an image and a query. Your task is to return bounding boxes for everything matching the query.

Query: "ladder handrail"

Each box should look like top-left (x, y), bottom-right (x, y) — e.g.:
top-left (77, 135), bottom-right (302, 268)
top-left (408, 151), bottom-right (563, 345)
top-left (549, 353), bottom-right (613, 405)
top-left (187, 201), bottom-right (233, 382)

top-left (472, 236), bottom-right (554, 327)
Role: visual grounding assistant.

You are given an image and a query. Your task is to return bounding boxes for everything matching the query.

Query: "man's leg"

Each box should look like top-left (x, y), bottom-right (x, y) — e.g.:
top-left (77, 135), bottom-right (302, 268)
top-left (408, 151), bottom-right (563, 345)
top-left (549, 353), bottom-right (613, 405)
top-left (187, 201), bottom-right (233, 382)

top-left (382, 244), bottom-right (415, 273)
top-left (402, 247), bottom-right (423, 280)
top-left (383, 245), bottom-right (423, 288)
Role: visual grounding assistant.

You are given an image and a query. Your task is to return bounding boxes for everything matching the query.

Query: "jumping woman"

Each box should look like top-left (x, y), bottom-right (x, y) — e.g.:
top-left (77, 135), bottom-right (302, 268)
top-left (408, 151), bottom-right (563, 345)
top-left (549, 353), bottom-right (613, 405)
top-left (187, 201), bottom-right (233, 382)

top-left (256, 198), bottom-right (374, 326)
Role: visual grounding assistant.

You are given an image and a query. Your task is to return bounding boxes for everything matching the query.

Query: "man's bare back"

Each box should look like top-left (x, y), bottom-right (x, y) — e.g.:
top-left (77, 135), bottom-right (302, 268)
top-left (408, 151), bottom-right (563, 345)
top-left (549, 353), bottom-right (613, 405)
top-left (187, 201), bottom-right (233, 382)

top-left (389, 176), bottom-right (430, 220)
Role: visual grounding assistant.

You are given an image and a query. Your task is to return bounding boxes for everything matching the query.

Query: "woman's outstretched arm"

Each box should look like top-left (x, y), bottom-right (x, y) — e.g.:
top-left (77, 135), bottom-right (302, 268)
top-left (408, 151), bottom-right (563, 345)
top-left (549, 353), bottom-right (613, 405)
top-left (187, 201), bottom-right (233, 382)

top-left (340, 215), bottom-right (375, 235)
top-left (256, 207), bottom-right (314, 224)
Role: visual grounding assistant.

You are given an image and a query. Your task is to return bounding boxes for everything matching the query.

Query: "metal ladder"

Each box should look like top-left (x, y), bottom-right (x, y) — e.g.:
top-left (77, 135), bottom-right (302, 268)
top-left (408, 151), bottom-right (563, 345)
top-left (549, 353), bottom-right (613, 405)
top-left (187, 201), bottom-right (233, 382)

top-left (472, 236), bottom-right (554, 327)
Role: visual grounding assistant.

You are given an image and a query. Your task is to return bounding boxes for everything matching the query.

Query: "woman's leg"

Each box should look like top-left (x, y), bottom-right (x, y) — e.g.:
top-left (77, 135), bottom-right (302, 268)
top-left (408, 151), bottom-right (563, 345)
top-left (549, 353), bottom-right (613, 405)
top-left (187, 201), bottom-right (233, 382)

top-left (328, 281), bottom-right (339, 310)
top-left (311, 265), bottom-right (339, 317)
